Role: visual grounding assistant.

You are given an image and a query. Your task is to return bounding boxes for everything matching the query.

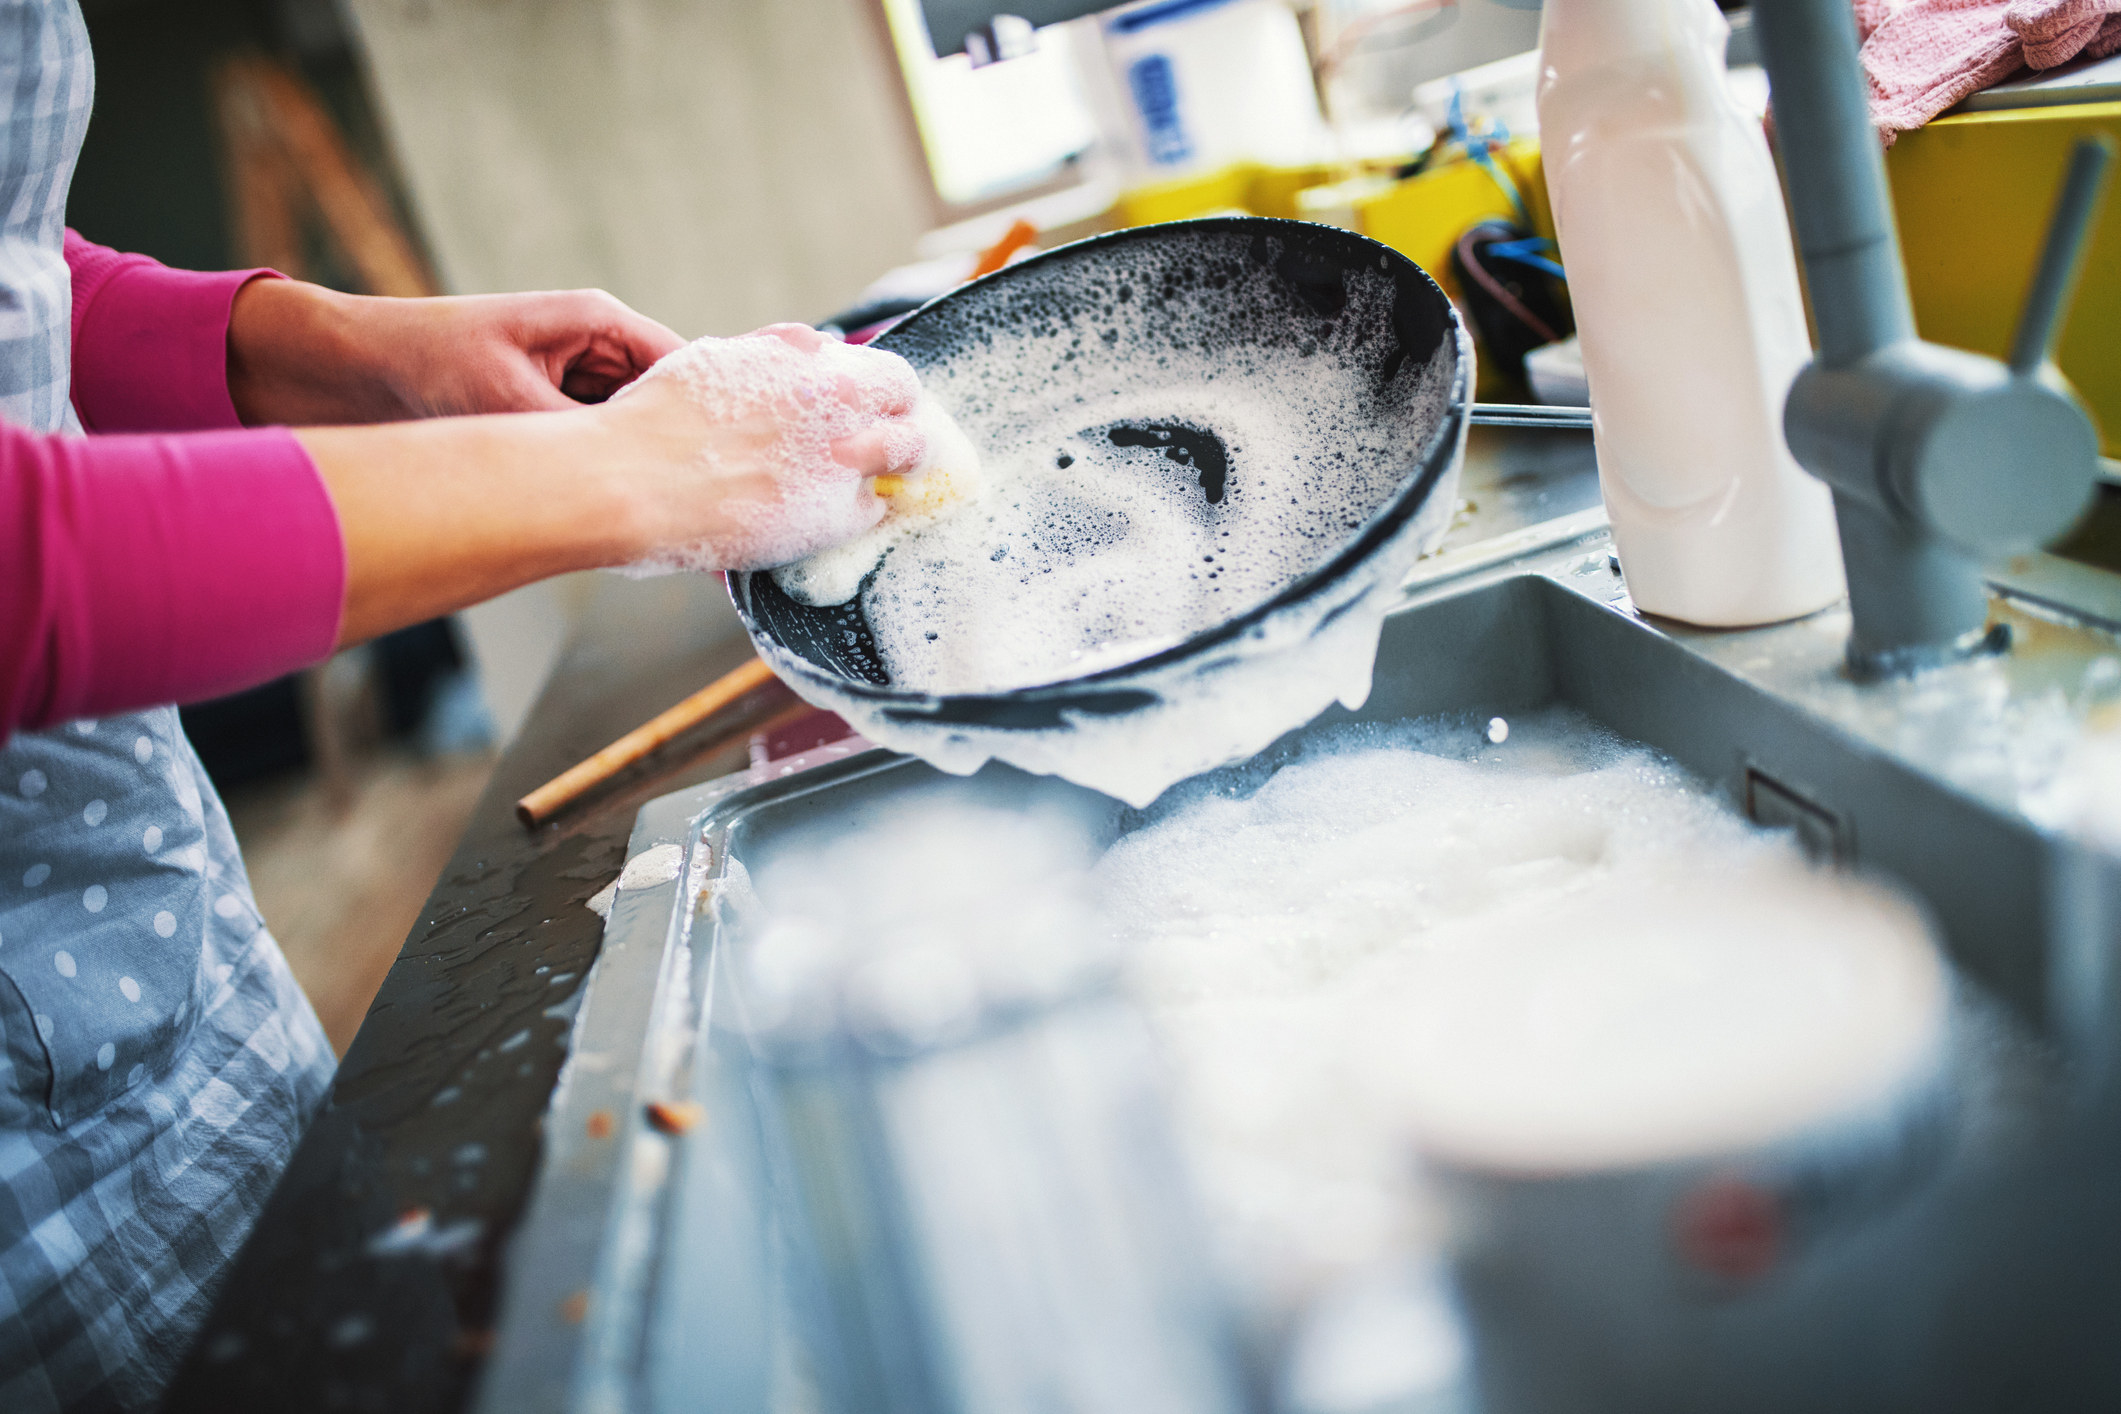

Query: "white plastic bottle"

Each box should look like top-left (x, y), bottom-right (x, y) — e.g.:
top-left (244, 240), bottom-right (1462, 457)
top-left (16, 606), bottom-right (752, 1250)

top-left (1536, 0), bottom-right (1845, 627)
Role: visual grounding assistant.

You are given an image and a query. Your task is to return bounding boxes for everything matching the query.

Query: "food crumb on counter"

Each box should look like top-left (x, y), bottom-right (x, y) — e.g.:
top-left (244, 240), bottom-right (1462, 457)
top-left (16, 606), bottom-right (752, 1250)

top-left (645, 1100), bottom-right (706, 1135)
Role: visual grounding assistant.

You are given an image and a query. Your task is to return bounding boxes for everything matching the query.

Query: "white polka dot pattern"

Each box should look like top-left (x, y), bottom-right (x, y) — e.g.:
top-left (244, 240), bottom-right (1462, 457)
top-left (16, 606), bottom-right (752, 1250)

top-left (0, 22), bottom-right (335, 1396)
top-left (2, 708), bottom-right (258, 1128)
top-left (3, 701), bottom-right (336, 1414)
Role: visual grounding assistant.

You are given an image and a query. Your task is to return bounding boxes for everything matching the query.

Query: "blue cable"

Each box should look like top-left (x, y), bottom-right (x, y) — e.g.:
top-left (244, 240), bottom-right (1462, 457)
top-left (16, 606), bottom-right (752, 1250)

top-left (1485, 236), bottom-right (1567, 281)
top-left (1443, 87), bottom-right (1529, 229)
top-left (1439, 87), bottom-right (1569, 285)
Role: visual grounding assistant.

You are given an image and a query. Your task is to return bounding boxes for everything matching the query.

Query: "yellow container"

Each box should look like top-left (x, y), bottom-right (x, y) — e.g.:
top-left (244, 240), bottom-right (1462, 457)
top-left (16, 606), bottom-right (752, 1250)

top-left (1354, 139), bottom-right (1555, 399)
top-left (1351, 138), bottom-right (1555, 303)
top-left (1887, 101), bottom-right (2121, 458)
top-left (1113, 146), bottom-right (1558, 400)
top-left (1113, 161), bottom-right (1342, 227)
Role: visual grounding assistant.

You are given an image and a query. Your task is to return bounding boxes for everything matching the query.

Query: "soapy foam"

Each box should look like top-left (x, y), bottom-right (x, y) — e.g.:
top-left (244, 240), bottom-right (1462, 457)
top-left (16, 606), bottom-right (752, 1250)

top-left (1094, 709), bottom-right (1947, 1305)
top-left (776, 259), bottom-right (1452, 694)
top-left (720, 708), bottom-right (1953, 1322)
top-left (616, 328), bottom-right (924, 574)
top-left (728, 794), bottom-right (1118, 1052)
top-left (771, 395), bottom-right (985, 607)
top-left (747, 227), bottom-right (1470, 805)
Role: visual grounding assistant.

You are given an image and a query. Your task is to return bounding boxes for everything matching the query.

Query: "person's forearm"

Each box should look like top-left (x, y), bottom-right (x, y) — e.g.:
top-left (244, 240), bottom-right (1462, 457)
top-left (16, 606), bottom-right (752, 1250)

top-left (295, 409), bottom-right (647, 646)
top-left (230, 279), bottom-right (406, 426)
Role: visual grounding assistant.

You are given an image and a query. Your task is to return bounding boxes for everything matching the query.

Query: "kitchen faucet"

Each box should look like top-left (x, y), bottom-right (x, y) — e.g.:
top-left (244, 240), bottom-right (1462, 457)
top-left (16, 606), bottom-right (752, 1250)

top-left (1752, 0), bottom-right (2112, 676)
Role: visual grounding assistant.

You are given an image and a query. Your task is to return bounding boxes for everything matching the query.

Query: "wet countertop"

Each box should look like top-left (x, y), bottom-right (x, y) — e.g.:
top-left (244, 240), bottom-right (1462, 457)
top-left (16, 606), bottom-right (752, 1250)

top-left (161, 424), bottom-right (1598, 1413)
top-left (164, 573), bottom-right (775, 1414)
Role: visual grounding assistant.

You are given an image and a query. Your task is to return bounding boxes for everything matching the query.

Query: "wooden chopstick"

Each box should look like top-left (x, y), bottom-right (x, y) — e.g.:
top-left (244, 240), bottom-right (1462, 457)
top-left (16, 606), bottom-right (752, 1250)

top-left (515, 656), bottom-right (786, 827)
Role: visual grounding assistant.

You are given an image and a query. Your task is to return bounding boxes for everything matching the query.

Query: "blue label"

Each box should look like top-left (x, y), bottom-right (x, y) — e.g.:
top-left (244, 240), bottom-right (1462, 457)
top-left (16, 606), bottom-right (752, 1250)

top-left (1127, 52), bottom-right (1193, 167)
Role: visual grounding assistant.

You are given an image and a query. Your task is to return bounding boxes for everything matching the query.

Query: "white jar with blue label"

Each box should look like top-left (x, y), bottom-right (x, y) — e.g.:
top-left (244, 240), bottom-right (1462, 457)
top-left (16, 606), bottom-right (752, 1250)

top-left (1100, 0), bottom-right (1330, 178)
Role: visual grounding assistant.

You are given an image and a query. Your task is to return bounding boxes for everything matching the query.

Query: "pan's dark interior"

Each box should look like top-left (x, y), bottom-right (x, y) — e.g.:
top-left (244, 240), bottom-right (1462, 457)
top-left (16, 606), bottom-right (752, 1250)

top-left (735, 218), bottom-right (1464, 695)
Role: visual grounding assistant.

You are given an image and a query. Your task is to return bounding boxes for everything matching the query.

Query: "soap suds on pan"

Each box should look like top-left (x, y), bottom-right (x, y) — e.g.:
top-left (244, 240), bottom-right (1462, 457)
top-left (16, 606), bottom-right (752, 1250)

top-left (772, 395), bottom-right (985, 609)
top-left (747, 225), bottom-right (1472, 806)
top-left (613, 327), bottom-right (926, 576)
top-left (775, 246), bottom-right (1452, 696)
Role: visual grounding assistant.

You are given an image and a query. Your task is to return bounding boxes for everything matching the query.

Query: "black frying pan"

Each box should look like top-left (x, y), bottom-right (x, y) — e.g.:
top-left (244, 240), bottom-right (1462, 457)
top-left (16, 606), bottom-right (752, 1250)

top-left (731, 216), bottom-right (1480, 735)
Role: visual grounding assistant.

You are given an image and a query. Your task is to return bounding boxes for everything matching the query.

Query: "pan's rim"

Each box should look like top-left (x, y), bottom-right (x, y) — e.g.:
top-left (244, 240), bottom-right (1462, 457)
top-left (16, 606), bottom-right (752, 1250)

top-left (732, 215), bottom-right (1475, 712)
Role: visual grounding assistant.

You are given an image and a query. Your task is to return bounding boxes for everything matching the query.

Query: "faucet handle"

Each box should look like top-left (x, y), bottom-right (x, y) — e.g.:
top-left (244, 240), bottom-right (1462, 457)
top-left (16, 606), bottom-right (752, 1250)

top-left (2009, 136), bottom-right (2115, 378)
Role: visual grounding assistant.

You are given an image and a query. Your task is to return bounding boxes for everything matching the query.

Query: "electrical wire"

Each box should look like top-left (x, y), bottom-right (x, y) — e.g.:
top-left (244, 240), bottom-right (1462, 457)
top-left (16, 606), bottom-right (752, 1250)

top-left (1441, 86), bottom-right (1530, 228)
top-left (1484, 236), bottom-right (1566, 281)
top-left (1455, 226), bottom-right (1561, 345)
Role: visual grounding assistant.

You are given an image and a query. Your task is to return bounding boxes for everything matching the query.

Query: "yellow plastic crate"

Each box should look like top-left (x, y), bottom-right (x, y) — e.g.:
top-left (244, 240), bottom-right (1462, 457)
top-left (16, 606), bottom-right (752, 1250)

top-left (1114, 147), bottom-right (1557, 400)
top-left (1352, 138), bottom-right (1554, 301)
top-left (1355, 139), bottom-right (1555, 399)
top-left (1113, 161), bottom-right (1342, 227)
top-left (1888, 101), bottom-right (2121, 458)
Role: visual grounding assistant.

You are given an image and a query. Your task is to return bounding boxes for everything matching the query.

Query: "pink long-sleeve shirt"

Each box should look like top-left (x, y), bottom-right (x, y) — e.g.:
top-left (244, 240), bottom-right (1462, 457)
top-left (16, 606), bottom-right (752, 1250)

top-left (0, 234), bottom-right (346, 739)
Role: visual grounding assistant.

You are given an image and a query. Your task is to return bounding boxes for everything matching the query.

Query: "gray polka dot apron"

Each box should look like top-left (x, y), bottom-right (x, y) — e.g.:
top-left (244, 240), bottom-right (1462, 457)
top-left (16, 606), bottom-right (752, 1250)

top-left (0, 4), bottom-right (335, 1410)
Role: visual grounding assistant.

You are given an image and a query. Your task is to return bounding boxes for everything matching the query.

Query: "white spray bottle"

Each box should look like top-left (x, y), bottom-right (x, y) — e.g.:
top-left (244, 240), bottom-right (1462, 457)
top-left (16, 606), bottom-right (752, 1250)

top-left (1536, 0), bottom-right (1845, 626)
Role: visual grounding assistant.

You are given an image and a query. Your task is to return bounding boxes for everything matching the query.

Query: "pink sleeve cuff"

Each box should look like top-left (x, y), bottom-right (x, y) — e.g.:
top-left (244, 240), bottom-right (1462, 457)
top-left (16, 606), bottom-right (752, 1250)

top-left (66, 230), bottom-right (281, 434)
top-left (2, 424), bottom-right (346, 734)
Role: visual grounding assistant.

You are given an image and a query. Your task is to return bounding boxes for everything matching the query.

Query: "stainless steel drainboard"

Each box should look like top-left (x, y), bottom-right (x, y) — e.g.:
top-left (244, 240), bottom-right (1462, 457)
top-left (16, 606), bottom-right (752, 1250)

top-left (473, 530), bottom-right (2121, 1414)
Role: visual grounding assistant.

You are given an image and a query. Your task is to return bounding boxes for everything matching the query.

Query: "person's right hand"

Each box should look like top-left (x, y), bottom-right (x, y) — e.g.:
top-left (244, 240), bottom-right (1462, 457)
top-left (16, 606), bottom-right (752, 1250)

top-left (297, 323), bottom-right (934, 647)
top-left (595, 324), bottom-right (929, 572)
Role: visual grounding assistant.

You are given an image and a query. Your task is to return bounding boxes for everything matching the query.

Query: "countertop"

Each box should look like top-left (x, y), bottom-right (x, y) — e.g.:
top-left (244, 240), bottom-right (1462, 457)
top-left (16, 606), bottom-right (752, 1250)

top-left (163, 572), bottom-right (773, 1414)
top-left (161, 424), bottom-right (1599, 1413)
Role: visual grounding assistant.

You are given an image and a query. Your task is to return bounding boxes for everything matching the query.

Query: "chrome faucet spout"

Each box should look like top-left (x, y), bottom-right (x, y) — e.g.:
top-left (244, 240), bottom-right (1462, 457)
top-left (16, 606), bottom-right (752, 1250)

top-left (1751, 0), bottom-right (2106, 677)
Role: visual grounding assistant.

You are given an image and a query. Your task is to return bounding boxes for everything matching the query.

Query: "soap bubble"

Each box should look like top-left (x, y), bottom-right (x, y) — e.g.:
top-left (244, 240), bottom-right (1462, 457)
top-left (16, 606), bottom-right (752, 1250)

top-left (615, 324), bottom-right (925, 574)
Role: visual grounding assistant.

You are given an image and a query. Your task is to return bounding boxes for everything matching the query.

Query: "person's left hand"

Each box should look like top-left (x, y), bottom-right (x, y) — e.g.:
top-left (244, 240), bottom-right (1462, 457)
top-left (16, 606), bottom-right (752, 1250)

top-left (228, 278), bottom-right (687, 426)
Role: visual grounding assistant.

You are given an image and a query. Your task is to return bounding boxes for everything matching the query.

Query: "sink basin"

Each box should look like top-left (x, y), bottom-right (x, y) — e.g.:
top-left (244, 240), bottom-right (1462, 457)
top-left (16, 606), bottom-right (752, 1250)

top-left (469, 522), bottom-right (2121, 1414)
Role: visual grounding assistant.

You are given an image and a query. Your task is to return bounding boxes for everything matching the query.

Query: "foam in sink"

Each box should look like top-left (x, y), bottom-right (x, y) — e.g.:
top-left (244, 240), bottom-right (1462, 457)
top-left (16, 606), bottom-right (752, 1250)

top-left (724, 705), bottom-right (1953, 1332)
top-left (1096, 706), bottom-right (1949, 1315)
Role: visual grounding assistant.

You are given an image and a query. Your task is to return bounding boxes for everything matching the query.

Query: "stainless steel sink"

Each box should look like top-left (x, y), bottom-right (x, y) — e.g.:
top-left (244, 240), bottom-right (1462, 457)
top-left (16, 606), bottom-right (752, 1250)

top-left (467, 435), bottom-right (2121, 1413)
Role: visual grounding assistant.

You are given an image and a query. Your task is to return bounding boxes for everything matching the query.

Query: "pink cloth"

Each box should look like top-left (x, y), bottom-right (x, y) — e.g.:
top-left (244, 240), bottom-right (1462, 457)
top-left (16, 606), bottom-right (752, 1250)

top-left (0, 236), bottom-right (347, 738)
top-left (1858, 0), bottom-right (2121, 140)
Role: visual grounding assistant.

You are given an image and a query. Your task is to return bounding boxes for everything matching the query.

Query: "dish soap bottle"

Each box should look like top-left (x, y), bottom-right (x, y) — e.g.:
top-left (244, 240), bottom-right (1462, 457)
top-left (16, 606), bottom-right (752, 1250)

top-left (1536, 0), bottom-right (1845, 626)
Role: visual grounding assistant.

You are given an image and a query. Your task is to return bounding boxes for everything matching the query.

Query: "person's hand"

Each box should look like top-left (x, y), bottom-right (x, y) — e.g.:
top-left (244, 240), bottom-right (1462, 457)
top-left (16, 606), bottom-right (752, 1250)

top-left (228, 277), bottom-right (685, 426)
top-left (295, 323), bottom-right (931, 644)
top-left (594, 324), bottom-right (928, 571)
